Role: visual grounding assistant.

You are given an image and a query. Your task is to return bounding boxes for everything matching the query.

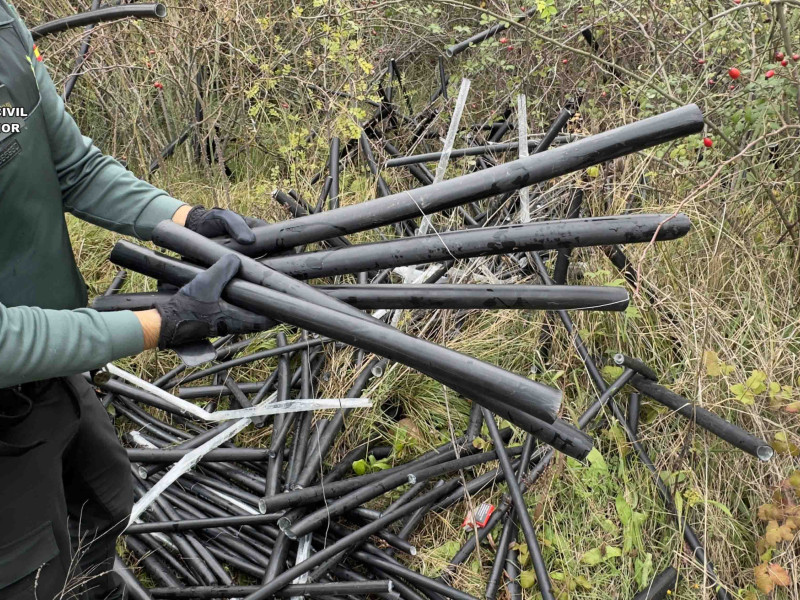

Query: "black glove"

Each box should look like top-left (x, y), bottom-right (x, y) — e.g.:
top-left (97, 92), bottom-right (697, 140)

top-left (156, 255), bottom-right (274, 349)
top-left (185, 205), bottom-right (266, 244)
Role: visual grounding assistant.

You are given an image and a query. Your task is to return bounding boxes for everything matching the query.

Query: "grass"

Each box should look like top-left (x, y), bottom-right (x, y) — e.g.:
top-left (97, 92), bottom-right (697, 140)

top-left (20, 0), bottom-right (800, 596)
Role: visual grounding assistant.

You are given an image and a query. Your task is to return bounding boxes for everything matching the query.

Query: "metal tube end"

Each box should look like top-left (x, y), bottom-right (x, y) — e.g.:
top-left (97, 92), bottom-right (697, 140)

top-left (757, 445), bottom-right (775, 462)
top-left (154, 3), bottom-right (167, 18)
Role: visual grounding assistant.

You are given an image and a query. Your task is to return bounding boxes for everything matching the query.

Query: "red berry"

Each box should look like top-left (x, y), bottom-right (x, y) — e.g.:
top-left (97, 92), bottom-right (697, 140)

top-left (793, 54), bottom-right (800, 61)
top-left (153, 81), bottom-right (163, 90)
top-left (703, 137), bottom-right (713, 148)
top-left (781, 59), bottom-right (788, 67)
top-left (733, 0), bottom-right (741, 3)
top-left (730, 84), bottom-right (736, 90)
top-left (708, 78), bottom-right (715, 85)
top-left (698, 58), bottom-right (706, 64)
top-left (506, 45), bottom-right (514, 50)
top-left (775, 52), bottom-right (785, 60)
top-left (499, 37), bottom-right (508, 44)
top-left (562, 58), bottom-right (569, 64)
top-left (765, 69), bottom-right (775, 79)
top-left (728, 67), bottom-right (740, 79)
top-left (600, 91), bottom-right (608, 98)
top-left (281, 102), bottom-right (289, 108)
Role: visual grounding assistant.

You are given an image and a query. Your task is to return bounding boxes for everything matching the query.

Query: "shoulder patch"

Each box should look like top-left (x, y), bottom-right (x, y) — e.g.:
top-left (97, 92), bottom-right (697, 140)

top-left (0, 139), bottom-right (21, 170)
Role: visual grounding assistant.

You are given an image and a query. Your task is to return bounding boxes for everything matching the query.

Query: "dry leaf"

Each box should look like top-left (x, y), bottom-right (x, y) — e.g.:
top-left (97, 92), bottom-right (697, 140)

top-left (754, 562), bottom-right (791, 593)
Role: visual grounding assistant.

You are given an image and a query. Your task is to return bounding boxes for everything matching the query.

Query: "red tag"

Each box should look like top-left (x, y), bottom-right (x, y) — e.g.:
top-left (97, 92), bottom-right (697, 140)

top-left (462, 503), bottom-right (495, 532)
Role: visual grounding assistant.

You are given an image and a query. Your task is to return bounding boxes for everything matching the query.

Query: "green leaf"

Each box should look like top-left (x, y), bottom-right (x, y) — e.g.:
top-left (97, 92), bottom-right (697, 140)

top-left (519, 570), bottom-right (537, 588)
top-left (352, 460), bottom-right (367, 475)
top-left (634, 553), bottom-right (653, 588)
top-left (581, 548), bottom-right (603, 565)
top-left (730, 383), bottom-right (756, 405)
top-left (586, 448), bottom-right (608, 471)
top-left (624, 306), bottom-right (641, 320)
top-left (616, 494), bottom-right (633, 527)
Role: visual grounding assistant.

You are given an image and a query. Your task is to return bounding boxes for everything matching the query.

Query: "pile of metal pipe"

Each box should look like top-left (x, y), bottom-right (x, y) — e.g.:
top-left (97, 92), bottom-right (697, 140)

top-left (71, 54), bottom-right (773, 599)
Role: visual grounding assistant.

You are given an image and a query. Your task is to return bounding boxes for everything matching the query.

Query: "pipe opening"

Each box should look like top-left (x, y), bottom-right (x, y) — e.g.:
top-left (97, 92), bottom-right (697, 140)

top-left (154, 3), bottom-right (167, 18)
top-left (757, 445), bottom-right (774, 462)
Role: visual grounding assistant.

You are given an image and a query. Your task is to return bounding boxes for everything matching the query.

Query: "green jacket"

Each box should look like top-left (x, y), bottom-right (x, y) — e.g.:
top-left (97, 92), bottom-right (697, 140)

top-left (0, 0), bottom-right (185, 387)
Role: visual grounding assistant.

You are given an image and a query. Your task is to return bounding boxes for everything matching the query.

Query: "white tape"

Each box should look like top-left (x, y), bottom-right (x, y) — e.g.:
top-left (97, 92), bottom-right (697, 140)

top-left (517, 94), bottom-right (531, 223)
top-left (419, 78), bottom-right (471, 235)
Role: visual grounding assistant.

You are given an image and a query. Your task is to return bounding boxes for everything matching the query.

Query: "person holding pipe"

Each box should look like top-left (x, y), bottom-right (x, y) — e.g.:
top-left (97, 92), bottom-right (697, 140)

top-left (0, 2), bottom-right (273, 598)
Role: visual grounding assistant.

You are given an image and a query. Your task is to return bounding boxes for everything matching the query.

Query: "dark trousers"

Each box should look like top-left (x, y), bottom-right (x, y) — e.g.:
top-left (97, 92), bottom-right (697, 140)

top-left (0, 376), bottom-right (133, 599)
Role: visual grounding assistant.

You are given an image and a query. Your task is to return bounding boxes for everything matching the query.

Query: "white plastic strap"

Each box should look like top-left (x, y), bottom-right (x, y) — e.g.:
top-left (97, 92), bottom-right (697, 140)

top-left (418, 78), bottom-right (471, 235)
top-left (105, 364), bottom-right (370, 421)
top-left (517, 94), bottom-right (531, 223)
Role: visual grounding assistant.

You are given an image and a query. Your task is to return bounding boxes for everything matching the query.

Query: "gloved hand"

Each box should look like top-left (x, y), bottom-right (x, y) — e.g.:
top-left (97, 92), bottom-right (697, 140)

top-left (156, 254), bottom-right (274, 349)
top-left (185, 205), bottom-right (266, 244)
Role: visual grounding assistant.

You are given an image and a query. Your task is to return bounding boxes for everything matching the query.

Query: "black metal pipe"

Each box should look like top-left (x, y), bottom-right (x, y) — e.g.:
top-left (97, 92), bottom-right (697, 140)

top-left (150, 334), bottom-right (238, 389)
top-left (178, 381), bottom-right (269, 399)
top-left (123, 537), bottom-right (181, 589)
top-left (265, 333), bottom-right (290, 497)
top-left (113, 556), bottom-right (156, 600)
top-left (329, 137), bottom-right (341, 210)
top-left (274, 189), bottom-right (313, 219)
top-left (482, 411), bottom-right (554, 600)
top-left (273, 190), bottom-right (351, 248)
top-left (628, 392), bottom-right (641, 437)
top-left (62, 0), bottom-right (101, 102)
top-left (93, 284), bottom-right (630, 313)
top-left (149, 126), bottom-right (192, 175)
top-left (633, 567), bottom-right (680, 600)
top-left (629, 375), bottom-right (773, 460)
top-left (484, 434), bottom-right (536, 600)
top-left (176, 338), bottom-right (326, 385)
top-left (283, 445), bottom-right (525, 539)
top-left (126, 513), bottom-right (281, 534)
top-left (383, 136), bottom-right (578, 168)
top-left (258, 214), bottom-right (692, 280)
top-left (552, 188), bottom-right (583, 285)
top-left (31, 3), bottom-right (167, 39)
top-left (444, 7), bottom-right (539, 57)
top-left (263, 443), bottom-right (519, 517)
top-left (128, 448), bottom-right (271, 462)
top-left (148, 582), bottom-right (394, 599)
top-left (531, 254), bottom-right (731, 600)
top-left (220, 106), bottom-right (703, 255)
top-left (360, 131), bottom-right (392, 198)
top-left (132, 532), bottom-right (202, 586)
top-left (103, 269), bottom-right (127, 296)
top-left (239, 482), bottom-right (462, 600)
top-left (353, 548), bottom-right (474, 600)
top-left (315, 177), bottom-right (333, 213)
top-left (112, 239), bottom-right (562, 424)
top-left (470, 389), bottom-right (594, 460)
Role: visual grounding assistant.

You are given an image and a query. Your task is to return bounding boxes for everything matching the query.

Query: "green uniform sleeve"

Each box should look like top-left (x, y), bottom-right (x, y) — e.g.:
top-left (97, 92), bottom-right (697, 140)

top-left (19, 20), bottom-right (185, 240)
top-left (0, 303), bottom-right (144, 388)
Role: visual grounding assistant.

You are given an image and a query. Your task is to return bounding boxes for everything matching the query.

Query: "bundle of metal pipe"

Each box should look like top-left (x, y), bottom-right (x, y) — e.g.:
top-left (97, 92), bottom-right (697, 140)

top-left (85, 83), bottom-right (771, 600)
